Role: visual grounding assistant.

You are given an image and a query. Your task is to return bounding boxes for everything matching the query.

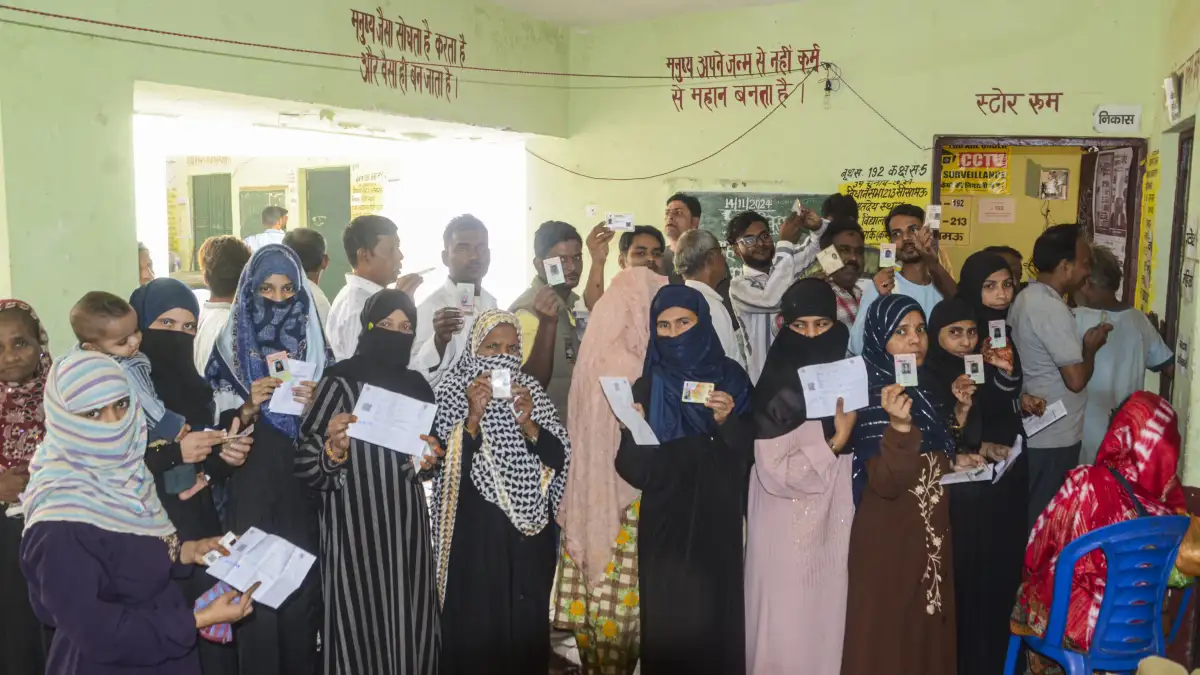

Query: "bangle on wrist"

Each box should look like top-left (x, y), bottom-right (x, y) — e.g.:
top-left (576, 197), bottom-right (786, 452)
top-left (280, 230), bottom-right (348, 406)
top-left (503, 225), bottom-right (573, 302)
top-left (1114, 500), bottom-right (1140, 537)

top-left (324, 439), bottom-right (348, 464)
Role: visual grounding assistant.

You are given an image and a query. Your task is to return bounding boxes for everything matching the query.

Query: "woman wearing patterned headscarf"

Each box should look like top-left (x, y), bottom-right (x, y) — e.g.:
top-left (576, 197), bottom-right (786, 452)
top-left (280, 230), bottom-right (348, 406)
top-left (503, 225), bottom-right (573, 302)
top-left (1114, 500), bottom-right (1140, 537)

top-left (1013, 392), bottom-right (1185, 674)
top-left (745, 279), bottom-right (856, 675)
top-left (205, 243), bottom-right (332, 673)
top-left (615, 285), bottom-right (752, 675)
top-left (0, 300), bottom-right (51, 675)
top-left (298, 289), bottom-right (443, 675)
top-left (20, 350), bottom-right (255, 675)
top-left (841, 294), bottom-right (981, 675)
top-left (431, 309), bottom-right (571, 675)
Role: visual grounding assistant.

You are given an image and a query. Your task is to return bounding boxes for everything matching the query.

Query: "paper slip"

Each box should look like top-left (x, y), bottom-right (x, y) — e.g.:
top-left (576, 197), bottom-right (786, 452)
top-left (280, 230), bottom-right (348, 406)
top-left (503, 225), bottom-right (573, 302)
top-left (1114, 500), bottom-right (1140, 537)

top-left (879, 243), bottom-right (897, 268)
top-left (456, 283), bottom-right (475, 313)
top-left (797, 356), bottom-right (869, 418)
top-left (544, 257), bottom-right (567, 285)
top-left (894, 353), bottom-right (918, 387)
top-left (1023, 399), bottom-right (1067, 437)
top-left (347, 384), bottom-right (438, 457)
top-left (206, 527), bottom-right (316, 610)
top-left (965, 354), bottom-right (985, 384)
top-left (817, 246), bottom-right (844, 275)
top-left (792, 199), bottom-right (804, 215)
top-left (925, 205), bottom-right (943, 230)
top-left (940, 436), bottom-right (1025, 485)
top-left (988, 320), bottom-right (1007, 349)
top-left (599, 377), bottom-right (659, 446)
top-left (992, 435), bottom-right (1024, 481)
top-left (682, 381), bottom-right (714, 404)
top-left (606, 213), bottom-right (634, 231)
top-left (268, 359), bottom-right (316, 416)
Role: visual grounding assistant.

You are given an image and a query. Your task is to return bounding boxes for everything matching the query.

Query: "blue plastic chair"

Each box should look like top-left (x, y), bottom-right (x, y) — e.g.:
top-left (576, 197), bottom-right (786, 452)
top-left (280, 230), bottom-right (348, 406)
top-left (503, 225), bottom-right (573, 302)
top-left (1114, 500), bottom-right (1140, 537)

top-left (1004, 515), bottom-right (1193, 675)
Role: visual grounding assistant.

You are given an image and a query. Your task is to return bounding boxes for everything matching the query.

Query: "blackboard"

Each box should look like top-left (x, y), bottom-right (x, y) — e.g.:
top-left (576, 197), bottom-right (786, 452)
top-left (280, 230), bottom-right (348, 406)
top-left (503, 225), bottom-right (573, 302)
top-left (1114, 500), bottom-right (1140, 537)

top-left (690, 191), bottom-right (829, 270)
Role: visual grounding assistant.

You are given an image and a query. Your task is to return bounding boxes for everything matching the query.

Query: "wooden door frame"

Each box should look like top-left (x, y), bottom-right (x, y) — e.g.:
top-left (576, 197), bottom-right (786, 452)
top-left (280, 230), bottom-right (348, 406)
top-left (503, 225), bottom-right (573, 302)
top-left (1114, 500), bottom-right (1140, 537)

top-left (1161, 125), bottom-right (1195, 401)
top-left (931, 135), bottom-right (1149, 303)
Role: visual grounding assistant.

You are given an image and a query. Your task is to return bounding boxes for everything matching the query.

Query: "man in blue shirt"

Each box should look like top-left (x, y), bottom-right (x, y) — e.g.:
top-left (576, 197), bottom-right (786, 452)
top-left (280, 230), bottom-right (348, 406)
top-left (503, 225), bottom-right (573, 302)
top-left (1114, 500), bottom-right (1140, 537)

top-left (849, 204), bottom-right (958, 354)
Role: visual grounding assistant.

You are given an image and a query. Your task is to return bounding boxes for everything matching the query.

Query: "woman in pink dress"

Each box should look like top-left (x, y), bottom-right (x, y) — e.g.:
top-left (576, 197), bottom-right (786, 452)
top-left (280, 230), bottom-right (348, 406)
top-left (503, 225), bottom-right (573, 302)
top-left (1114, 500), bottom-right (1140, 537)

top-left (744, 279), bottom-right (856, 675)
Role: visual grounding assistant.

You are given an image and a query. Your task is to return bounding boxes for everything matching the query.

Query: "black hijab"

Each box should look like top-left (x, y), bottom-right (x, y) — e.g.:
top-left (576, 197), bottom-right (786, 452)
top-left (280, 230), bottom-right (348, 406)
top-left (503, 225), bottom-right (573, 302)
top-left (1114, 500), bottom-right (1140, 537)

top-left (752, 279), bottom-right (849, 440)
top-left (957, 251), bottom-right (1013, 326)
top-left (130, 280), bottom-right (214, 428)
top-left (956, 251), bottom-right (1023, 446)
top-left (323, 289), bottom-right (432, 401)
top-left (925, 298), bottom-right (981, 450)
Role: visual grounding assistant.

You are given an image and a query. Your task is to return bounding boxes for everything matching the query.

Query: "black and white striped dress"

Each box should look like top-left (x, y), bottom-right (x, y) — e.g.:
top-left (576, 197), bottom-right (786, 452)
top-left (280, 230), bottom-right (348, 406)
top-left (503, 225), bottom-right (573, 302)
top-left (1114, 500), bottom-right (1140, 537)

top-left (297, 374), bottom-right (439, 675)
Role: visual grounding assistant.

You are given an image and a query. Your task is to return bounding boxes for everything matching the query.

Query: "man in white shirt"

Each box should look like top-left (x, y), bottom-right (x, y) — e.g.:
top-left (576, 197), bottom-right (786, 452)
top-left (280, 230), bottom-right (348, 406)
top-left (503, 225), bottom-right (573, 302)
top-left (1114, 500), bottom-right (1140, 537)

top-left (193, 236), bottom-right (251, 418)
top-left (850, 204), bottom-right (958, 354)
top-left (726, 208), bottom-right (826, 382)
top-left (411, 215), bottom-right (497, 386)
top-left (676, 229), bottom-right (747, 371)
top-left (282, 229), bottom-right (332, 326)
top-left (326, 215), bottom-right (417, 360)
top-left (243, 206), bottom-right (289, 253)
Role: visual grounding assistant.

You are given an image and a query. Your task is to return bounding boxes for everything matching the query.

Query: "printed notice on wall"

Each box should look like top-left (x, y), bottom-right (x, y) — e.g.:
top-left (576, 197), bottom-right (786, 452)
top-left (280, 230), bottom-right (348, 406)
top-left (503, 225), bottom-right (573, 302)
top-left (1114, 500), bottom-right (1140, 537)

top-left (977, 198), bottom-right (1016, 224)
top-left (1135, 151), bottom-right (1160, 313)
top-left (940, 146), bottom-right (1010, 195)
top-left (839, 180), bottom-right (931, 244)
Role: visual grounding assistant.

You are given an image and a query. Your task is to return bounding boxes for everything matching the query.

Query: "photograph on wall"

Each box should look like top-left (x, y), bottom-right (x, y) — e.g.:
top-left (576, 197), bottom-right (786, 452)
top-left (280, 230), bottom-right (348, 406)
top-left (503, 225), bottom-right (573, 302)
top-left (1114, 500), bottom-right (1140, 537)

top-left (1038, 169), bottom-right (1069, 200)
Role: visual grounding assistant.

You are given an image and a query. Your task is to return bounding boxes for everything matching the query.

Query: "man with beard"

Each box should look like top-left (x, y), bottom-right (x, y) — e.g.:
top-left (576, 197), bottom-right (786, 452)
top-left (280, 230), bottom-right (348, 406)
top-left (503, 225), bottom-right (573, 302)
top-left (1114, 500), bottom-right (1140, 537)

top-left (849, 204), bottom-right (958, 354)
top-left (818, 218), bottom-right (894, 330)
top-left (411, 214), bottom-right (498, 386)
top-left (581, 224), bottom-right (666, 310)
top-left (726, 209), bottom-right (825, 382)
top-left (511, 220), bottom-right (585, 417)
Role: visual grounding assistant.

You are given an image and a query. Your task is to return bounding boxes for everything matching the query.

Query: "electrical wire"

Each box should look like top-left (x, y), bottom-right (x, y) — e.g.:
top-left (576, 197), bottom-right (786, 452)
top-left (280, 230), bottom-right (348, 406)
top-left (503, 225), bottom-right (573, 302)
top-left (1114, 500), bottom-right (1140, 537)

top-left (827, 63), bottom-right (929, 152)
top-left (525, 69), bottom-right (816, 181)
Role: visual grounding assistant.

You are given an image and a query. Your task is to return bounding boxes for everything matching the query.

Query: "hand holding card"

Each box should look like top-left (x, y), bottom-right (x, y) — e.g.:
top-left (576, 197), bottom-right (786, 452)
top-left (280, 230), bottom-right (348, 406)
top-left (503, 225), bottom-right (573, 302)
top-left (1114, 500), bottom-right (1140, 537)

top-left (682, 381), bottom-right (714, 404)
top-left (817, 246), bottom-right (844, 275)
top-left (894, 353), bottom-right (918, 387)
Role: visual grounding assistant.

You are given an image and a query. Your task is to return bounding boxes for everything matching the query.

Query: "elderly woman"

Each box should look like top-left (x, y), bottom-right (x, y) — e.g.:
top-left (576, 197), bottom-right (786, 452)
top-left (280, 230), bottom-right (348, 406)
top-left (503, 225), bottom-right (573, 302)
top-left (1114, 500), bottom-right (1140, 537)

top-left (431, 309), bottom-right (571, 675)
top-left (1013, 391), bottom-right (1185, 674)
top-left (20, 350), bottom-right (255, 675)
top-left (0, 300), bottom-right (51, 675)
top-left (554, 267), bottom-right (667, 675)
top-left (205, 243), bottom-right (331, 673)
top-left (615, 285), bottom-right (753, 675)
top-left (298, 289), bottom-right (442, 675)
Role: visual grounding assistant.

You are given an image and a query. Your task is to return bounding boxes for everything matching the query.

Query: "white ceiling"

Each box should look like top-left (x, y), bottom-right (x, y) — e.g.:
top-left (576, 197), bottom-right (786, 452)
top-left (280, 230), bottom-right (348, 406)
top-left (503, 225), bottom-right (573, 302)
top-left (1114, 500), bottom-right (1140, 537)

top-left (489, 0), bottom-right (802, 27)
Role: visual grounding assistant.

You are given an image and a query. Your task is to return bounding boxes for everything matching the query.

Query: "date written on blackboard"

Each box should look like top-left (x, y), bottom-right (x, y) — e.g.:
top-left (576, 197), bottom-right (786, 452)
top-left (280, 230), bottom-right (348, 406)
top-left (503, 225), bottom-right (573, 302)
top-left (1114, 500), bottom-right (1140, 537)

top-left (841, 164), bottom-right (929, 181)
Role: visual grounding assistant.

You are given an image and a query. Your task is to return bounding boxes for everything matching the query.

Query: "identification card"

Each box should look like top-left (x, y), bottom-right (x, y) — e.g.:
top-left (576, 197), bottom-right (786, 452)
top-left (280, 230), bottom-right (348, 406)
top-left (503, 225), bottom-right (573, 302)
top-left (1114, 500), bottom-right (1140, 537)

top-left (491, 370), bottom-right (513, 399)
top-left (456, 283), bottom-right (475, 313)
top-left (925, 205), bottom-right (943, 230)
top-left (266, 351), bottom-right (291, 382)
top-left (606, 213), bottom-right (634, 231)
top-left (894, 353), bottom-right (918, 387)
top-left (543, 257), bottom-right (567, 286)
top-left (879, 243), bottom-right (897, 268)
top-left (988, 320), bottom-right (1007, 349)
top-left (965, 354), bottom-right (985, 384)
top-left (682, 381), bottom-right (714, 404)
top-left (817, 246), bottom-right (844, 275)
top-left (792, 199), bottom-right (804, 215)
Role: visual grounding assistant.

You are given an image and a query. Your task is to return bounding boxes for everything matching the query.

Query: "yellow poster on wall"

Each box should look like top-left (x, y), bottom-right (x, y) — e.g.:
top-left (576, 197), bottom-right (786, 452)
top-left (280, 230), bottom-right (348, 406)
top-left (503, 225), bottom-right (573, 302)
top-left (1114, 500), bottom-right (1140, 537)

top-left (940, 145), bottom-right (1011, 195)
top-left (937, 195), bottom-right (971, 247)
top-left (839, 180), bottom-right (932, 244)
top-left (1135, 150), bottom-right (1160, 312)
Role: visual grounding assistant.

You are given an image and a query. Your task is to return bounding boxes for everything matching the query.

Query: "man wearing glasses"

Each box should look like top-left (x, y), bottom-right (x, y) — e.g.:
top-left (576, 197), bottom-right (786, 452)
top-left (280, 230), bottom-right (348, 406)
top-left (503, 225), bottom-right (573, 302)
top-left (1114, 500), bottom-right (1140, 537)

top-left (726, 208), bottom-right (826, 382)
top-left (848, 204), bottom-right (958, 354)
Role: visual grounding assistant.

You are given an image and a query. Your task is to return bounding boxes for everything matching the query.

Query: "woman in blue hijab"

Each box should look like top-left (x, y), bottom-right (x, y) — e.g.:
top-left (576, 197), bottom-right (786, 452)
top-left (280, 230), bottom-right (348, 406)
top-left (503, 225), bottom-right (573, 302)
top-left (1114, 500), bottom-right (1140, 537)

top-left (205, 243), bottom-right (332, 674)
top-left (841, 294), bottom-right (981, 675)
top-left (614, 285), bottom-right (752, 675)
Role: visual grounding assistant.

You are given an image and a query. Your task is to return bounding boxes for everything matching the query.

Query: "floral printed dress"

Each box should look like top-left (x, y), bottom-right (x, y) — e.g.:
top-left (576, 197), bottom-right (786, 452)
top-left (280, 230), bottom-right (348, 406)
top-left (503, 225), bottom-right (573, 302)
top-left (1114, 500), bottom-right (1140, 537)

top-left (554, 498), bottom-right (641, 675)
top-left (841, 426), bottom-right (957, 675)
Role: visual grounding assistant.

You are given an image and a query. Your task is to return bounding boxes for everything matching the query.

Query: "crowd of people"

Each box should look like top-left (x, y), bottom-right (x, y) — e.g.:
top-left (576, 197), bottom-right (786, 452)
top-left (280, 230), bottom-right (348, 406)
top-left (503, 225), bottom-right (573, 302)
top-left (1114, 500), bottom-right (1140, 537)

top-left (0, 191), bottom-right (1186, 675)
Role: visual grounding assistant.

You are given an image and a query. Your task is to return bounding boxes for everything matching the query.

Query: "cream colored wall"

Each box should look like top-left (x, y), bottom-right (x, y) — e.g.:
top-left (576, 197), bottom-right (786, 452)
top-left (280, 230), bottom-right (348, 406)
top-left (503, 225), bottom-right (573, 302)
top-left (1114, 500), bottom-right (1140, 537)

top-left (0, 0), bottom-right (567, 352)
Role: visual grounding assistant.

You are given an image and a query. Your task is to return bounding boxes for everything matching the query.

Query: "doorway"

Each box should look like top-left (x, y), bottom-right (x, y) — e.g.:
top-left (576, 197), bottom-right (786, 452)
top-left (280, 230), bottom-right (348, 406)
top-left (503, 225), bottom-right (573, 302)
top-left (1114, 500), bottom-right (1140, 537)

top-left (1160, 127), bottom-right (1194, 402)
top-left (304, 167), bottom-right (352, 299)
top-left (190, 173), bottom-right (233, 265)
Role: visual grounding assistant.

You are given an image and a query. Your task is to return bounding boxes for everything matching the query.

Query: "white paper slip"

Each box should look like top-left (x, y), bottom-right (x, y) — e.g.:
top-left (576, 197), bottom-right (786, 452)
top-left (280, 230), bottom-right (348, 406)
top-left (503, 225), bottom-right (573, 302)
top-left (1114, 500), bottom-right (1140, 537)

top-left (879, 243), bottom-right (897, 268)
top-left (894, 353), bottom-right (918, 387)
top-left (544, 257), bottom-right (567, 285)
top-left (925, 204), bottom-right (943, 230)
top-left (988, 320), bottom-right (1007, 349)
top-left (268, 359), bottom-right (316, 416)
top-left (817, 246), bottom-right (844, 275)
top-left (1023, 399), bottom-right (1067, 437)
top-left (206, 527), bottom-right (317, 610)
top-left (796, 356), bottom-right (869, 418)
top-left (599, 377), bottom-right (659, 446)
top-left (964, 354), bottom-right (985, 384)
top-left (991, 435), bottom-right (1024, 483)
top-left (941, 464), bottom-right (994, 485)
top-left (792, 199), bottom-right (804, 215)
top-left (347, 384), bottom-right (438, 457)
top-left (606, 213), bottom-right (634, 231)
